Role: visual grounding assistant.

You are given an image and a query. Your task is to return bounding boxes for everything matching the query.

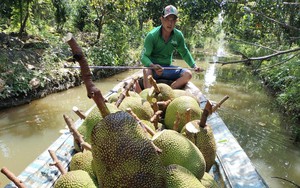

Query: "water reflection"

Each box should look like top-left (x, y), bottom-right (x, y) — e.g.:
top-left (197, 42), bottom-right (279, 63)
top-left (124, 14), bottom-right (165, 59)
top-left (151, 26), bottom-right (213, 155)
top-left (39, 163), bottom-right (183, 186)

top-left (0, 62), bottom-right (299, 188)
top-left (201, 64), bottom-right (300, 188)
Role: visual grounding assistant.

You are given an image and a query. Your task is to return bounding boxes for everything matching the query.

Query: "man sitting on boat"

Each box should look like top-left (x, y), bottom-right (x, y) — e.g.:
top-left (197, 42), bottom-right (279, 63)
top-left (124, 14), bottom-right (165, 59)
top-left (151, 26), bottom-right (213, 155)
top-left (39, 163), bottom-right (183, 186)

top-left (140, 5), bottom-right (204, 89)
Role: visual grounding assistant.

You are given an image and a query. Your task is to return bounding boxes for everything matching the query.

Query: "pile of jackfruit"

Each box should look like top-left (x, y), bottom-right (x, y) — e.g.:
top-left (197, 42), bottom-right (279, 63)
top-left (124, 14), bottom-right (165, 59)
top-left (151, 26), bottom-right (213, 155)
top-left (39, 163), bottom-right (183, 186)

top-left (54, 80), bottom-right (220, 188)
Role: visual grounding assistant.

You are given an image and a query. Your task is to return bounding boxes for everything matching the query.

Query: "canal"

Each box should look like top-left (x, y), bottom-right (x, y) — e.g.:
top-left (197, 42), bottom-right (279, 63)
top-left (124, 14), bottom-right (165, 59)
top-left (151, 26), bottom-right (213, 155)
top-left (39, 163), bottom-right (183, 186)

top-left (0, 60), bottom-right (299, 187)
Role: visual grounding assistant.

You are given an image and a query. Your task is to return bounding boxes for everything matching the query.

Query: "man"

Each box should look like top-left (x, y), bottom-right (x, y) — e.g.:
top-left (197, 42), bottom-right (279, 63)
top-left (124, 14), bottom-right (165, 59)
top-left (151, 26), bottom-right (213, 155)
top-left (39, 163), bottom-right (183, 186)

top-left (140, 5), bottom-right (203, 89)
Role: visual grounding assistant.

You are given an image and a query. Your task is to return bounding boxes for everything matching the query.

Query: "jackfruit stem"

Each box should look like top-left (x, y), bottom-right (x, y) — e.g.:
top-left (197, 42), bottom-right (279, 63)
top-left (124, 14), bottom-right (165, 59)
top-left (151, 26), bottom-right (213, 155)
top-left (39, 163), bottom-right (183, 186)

top-left (48, 150), bottom-right (67, 175)
top-left (115, 78), bottom-right (137, 107)
top-left (212, 95), bottom-right (229, 112)
top-left (148, 75), bottom-right (160, 93)
top-left (173, 111), bottom-right (181, 131)
top-left (186, 108), bottom-right (191, 123)
top-left (157, 100), bottom-right (171, 111)
top-left (199, 101), bottom-right (213, 128)
top-left (63, 114), bottom-right (92, 151)
top-left (66, 36), bottom-right (110, 118)
top-left (72, 106), bottom-right (86, 119)
top-left (1, 167), bottom-right (26, 188)
top-left (134, 78), bottom-right (142, 93)
top-left (150, 110), bottom-right (163, 129)
top-left (126, 108), bottom-right (156, 136)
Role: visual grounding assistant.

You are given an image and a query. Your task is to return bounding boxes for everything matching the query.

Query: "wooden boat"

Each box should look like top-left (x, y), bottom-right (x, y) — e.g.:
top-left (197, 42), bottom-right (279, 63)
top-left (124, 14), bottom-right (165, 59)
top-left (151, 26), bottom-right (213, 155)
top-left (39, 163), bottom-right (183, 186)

top-left (3, 70), bottom-right (269, 188)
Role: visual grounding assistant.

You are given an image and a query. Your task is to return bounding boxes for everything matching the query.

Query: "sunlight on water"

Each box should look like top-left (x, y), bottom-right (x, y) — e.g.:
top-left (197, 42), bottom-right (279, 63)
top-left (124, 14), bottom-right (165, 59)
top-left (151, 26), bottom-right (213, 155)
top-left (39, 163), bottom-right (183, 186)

top-left (204, 62), bottom-right (217, 93)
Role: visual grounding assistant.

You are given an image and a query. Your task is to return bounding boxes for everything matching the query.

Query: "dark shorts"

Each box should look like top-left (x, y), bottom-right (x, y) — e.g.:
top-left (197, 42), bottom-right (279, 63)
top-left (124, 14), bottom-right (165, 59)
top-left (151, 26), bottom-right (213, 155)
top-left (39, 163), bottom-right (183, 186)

top-left (152, 66), bottom-right (187, 81)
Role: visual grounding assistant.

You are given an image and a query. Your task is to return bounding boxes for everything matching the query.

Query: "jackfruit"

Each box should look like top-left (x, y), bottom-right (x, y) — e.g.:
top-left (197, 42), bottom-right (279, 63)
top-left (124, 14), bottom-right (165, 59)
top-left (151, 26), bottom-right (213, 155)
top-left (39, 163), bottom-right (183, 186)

top-left (147, 83), bottom-right (175, 102)
top-left (173, 89), bottom-right (198, 101)
top-left (107, 93), bottom-right (119, 103)
top-left (201, 172), bottom-right (219, 188)
top-left (152, 129), bottom-right (206, 179)
top-left (118, 96), bottom-right (154, 121)
top-left (182, 120), bottom-right (217, 172)
top-left (91, 111), bottom-right (166, 188)
top-left (139, 88), bottom-right (151, 100)
top-left (74, 103), bottom-right (119, 151)
top-left (69, 150), bottom-right (97, 183)
top-left (54, 170), bottom-right (97, 188)
top-left (164, 96), bottom-right (202, 132)
top-left (165, 164), bottom-right (205, 188)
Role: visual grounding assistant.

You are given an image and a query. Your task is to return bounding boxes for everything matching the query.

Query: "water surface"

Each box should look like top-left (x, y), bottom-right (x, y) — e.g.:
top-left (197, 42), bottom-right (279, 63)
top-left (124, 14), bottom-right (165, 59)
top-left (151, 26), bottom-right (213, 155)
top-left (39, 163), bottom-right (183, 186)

top-left (0, 61), bottom-right (299, 188)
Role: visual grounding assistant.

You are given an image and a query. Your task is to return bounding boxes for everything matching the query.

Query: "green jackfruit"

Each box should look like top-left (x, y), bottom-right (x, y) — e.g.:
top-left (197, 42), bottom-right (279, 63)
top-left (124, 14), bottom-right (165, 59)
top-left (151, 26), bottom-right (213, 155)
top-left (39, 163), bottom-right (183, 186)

top-left (166, 164), bottom-right (205, 188)
top-left (74, 104), bottom-right (119, 151)
top-left (91, 111), bottom-right (166, 188)
top-left (118, 96), bottom-right (154, 121)
top-left (147, 83), bottom-right (175, 102)
top-left (69, 150), bottom-right (97, 183)
top-left (164, 96), bottom-right (202, 132)
top-left (173, 89), bottom-right (198, 101)
top-left (201, 172), bottom-right (219, 188)
top-left (152, 129), bottom-right (206, 179)
top-left (54, 170), bottom-right (97, 188)
top-left (139, 88), bottom-right (151, 100)
top-left (182, 120), bottom-right (217, 172)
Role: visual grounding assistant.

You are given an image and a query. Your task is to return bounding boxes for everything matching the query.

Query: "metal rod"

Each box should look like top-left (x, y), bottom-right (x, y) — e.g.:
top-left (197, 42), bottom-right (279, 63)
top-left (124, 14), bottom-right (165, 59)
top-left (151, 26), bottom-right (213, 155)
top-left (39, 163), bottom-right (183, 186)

top-left (64, 64), bottom-right (193, 70)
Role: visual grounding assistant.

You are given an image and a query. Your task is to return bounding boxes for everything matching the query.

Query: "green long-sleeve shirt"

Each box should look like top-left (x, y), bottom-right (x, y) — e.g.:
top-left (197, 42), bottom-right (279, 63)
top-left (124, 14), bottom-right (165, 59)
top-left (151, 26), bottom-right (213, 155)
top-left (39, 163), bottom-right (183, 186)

top-left (140, 25), bottom-right (196, 68)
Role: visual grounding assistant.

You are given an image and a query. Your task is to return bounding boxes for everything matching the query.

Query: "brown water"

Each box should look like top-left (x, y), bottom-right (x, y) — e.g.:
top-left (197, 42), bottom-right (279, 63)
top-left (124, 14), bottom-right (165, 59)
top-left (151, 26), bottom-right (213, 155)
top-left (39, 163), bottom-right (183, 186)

top-left (0, 60), bottom-right (299, 188)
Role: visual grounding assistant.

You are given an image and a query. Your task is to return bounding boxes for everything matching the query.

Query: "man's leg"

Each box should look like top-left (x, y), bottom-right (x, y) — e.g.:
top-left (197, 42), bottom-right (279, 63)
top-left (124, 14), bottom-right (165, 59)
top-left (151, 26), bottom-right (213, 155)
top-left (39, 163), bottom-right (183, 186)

top-left (170, 70), bottom-right (192, 89)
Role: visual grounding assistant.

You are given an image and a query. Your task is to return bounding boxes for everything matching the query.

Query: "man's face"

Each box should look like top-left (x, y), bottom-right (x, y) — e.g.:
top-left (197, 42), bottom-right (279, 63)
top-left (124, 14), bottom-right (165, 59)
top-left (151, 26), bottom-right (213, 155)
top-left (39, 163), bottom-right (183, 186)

top-left (161, 15), bottom-right (177, 33)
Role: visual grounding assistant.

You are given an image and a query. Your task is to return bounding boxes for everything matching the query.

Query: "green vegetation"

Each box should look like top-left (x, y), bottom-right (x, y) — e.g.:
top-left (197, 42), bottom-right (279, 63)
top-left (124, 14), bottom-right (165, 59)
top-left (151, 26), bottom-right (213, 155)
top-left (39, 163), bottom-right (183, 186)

top-left (0, 1), bottom-right (299, 123)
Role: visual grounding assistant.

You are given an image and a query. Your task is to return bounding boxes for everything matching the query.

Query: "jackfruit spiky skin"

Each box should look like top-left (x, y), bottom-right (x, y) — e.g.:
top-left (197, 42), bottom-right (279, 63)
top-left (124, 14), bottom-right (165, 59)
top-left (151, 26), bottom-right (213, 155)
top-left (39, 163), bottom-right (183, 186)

top-left (152, 129), bottom-right (206, 180)
top-left (173, 89), bottom-right (198, 101)
top-left (201, 172), bottom-right (219, 188)
top-left (181, 120), bottom-right (217, 172)
top-left (139, 88), bottom-right (151, 100)
top-left (118, 96), bottom-right (154, 121)
top-left (74, 103), bottom-right (120, 151)
top-left (54, 170), bottom-right (97, 188)
top-left (164, 96), bottom-right (202, 132)
top-left (69, 150), bottom-right (97, 184)
top-left (107, 93), bottom-right (119, 103)
top-left (91, 111), bottom-right (167, 188)
top-left (147, 83), bottom-right (175, 102)
top-left (166, 164), bottom-right (205, 188)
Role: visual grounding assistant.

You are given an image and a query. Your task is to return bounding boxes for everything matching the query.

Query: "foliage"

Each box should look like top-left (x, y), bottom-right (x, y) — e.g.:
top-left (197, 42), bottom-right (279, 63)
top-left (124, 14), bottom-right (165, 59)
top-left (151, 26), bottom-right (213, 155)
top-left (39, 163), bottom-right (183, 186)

top-left (0, 0), bottom-right (299, 122)
top-left (52, 0), bottom-right (69, 32)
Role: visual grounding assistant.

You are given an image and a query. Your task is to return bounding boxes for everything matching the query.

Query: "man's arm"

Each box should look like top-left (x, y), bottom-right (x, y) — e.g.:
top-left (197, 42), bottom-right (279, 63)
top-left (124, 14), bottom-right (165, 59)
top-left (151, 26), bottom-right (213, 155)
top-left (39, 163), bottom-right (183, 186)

top-left (176, 32), bottom-right (204, 72)
top-left (141, 33), bottom-right (154, 67)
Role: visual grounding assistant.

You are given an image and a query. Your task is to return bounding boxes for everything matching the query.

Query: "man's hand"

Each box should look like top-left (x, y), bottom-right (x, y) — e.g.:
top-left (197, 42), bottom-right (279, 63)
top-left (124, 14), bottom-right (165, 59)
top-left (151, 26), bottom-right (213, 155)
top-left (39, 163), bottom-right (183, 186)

top-left (150, 63), bottom-right (163, 76)
top-left (193, 66), bottom-right (205, 72)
